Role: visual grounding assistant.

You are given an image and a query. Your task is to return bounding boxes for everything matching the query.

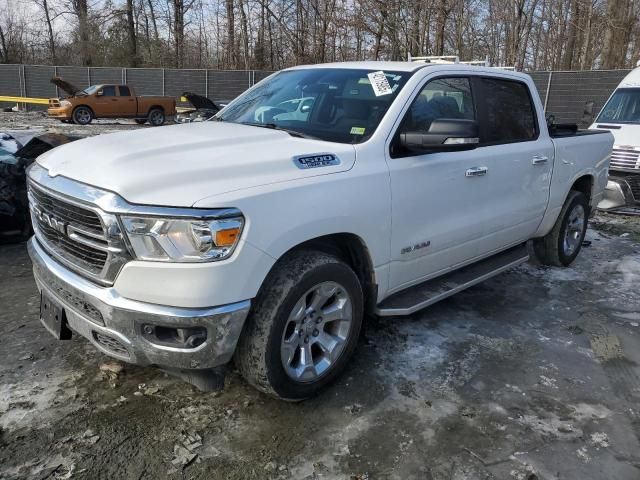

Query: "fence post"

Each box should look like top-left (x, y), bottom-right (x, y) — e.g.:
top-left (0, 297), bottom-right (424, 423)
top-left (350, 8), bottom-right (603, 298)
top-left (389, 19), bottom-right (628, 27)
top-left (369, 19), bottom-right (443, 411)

top-left (123, 68), bottom-right (127, 84)
top-left (205, 70), bottom-right (208, 98)
top-left (87, 67), bottom-right (91, 87)
top-left (543, 71), bottom-right (553, 111)
top-left (54, 65), bottom-right (59, 98)
top-left (162, 68), bottom-right (165, 96)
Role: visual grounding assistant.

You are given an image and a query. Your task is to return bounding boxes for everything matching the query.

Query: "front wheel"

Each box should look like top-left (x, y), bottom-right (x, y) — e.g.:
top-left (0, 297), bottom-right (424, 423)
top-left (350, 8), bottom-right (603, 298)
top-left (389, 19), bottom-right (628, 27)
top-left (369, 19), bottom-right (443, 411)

top-left (235, 250), bottom-right (363, 400)
top-left (534, 190), bottom-right (589, 266)
top-left (72, 106), bottom-right (93, 125)
top-left (147, 108), bottom-right (165, 126)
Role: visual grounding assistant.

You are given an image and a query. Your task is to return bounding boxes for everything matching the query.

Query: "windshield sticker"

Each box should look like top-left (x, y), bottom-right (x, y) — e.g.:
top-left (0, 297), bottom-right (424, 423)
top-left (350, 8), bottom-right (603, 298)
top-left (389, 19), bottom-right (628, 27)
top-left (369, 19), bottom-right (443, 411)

top-left (368, 71), bottom-right (393, 96)
top-left (350, 127), bottom-right (366, 135)
top-left (293, 153), bottom-right (340, 169)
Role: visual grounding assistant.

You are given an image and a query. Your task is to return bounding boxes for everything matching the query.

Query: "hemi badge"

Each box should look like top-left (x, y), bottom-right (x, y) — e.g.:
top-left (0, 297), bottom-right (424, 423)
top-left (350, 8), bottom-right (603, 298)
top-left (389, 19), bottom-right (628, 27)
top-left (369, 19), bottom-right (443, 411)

top-left (293, 153), bottom-right (340, 169)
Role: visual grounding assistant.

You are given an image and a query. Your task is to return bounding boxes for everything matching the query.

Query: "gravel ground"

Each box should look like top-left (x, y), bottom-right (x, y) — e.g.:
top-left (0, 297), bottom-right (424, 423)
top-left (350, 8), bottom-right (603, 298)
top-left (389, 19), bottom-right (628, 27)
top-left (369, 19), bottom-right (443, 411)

top-left (1, 113), bottom-right (640, 479)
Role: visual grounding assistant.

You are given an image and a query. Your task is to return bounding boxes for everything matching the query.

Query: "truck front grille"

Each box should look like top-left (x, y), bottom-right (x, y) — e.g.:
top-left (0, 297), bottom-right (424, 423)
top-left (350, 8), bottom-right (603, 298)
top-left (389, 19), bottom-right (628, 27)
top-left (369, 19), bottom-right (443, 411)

top-left (610, 147), bottom-right (640, 171)
top-left (624, 175), bottom-right (640, 202)
top-left (28, 181), bottom-right (131, 285)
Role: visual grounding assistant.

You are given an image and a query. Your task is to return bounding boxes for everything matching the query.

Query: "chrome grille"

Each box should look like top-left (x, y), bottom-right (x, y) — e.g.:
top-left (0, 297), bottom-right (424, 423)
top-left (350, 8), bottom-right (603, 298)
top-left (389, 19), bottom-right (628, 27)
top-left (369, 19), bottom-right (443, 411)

top-left (27, 180), bottom-right (131, 286)
top-left (625, 175), bottom-right (640, 201)
top-left (610, 147), bottom-right (640, 171)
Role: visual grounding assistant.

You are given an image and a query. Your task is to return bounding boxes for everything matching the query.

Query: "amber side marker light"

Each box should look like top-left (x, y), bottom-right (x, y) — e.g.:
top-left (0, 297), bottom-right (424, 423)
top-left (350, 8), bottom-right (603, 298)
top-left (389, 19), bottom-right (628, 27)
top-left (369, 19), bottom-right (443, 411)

top-left (215, 228), bottom-right (241, 247)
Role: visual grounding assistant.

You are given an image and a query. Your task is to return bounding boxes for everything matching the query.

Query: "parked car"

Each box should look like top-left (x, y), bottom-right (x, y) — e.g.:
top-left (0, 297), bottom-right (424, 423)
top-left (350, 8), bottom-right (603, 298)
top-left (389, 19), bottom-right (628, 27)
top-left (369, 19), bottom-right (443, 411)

top-left (589, 66), bottom-right (640, 211)
top-left (175, 92), bottom-right (227, 123)
top-left (47, 77), bottom-right (176, 126)
top-left (27, 62), bottom-right (612, 399)
top-left (1, 132), bottom-right (78, 240)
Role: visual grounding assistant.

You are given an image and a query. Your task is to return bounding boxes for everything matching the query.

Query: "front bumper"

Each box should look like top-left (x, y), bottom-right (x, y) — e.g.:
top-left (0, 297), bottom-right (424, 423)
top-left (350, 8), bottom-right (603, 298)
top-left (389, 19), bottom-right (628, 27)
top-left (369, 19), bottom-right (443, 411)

top-left (598, 175), bottom-right (639, 211)
top-left (28, 237), bottom-right (250, 369)
top-left (47, 107), bottom-right (72, 119)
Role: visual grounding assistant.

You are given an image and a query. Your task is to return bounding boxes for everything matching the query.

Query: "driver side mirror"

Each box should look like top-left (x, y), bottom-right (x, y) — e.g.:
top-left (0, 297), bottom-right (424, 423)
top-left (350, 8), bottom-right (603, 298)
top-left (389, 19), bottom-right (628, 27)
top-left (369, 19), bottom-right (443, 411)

top-left (96, 90), bottom-right (103, 96)
top-left (399, 119), bottom-right (479, 153)
top-left (301, 104), bottom-right (311, 113)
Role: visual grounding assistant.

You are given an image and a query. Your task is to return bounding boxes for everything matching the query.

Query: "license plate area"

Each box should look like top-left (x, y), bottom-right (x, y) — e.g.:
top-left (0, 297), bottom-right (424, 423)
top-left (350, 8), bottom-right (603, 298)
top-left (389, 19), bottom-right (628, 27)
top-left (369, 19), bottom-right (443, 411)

top-left (40, 291), bottom-right (72, 340)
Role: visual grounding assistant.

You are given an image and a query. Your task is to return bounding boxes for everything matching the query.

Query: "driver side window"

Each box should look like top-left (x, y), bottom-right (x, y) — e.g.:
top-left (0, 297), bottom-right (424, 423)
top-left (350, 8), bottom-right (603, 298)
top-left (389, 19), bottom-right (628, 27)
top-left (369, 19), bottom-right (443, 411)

top-left (402, 77), bottom-right (475, 133)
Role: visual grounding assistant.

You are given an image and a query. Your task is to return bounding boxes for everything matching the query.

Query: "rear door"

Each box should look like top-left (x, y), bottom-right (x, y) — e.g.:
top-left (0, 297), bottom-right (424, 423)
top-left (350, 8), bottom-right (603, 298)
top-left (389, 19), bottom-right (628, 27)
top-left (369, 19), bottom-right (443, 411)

top-left (472, 75), bottom-right (554, 255)
top-left (117, 85), bottom-right (137, 116)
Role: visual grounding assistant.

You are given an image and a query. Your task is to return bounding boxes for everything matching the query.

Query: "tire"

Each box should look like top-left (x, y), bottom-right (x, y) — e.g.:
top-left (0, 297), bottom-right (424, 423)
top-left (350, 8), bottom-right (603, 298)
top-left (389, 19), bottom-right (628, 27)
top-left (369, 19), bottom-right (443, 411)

top-left (134, 119), bottom-right (147, 125)
top-left (235, 250), bottom-right (364, 400)
top-left (147, 108), bottom-right (165, 126)
top-left (72, 106), bottom-right (93, 125)
top-left (533, 190), bottom-right (589, 267)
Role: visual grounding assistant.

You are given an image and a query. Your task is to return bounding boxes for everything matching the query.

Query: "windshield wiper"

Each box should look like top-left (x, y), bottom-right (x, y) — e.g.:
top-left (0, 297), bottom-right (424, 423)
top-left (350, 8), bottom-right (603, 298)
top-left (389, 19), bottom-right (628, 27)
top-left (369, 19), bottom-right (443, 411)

top-left (240, 122), bottom-right (320, 140)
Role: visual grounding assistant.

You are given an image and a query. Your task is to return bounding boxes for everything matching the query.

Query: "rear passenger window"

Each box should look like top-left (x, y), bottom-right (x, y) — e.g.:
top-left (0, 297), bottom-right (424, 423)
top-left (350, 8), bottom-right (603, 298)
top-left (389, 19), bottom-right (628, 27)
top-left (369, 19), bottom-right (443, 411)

top-left (478, 78), bottom-right (537, 143)
top-left (119, 86), bottom-right (131, 96)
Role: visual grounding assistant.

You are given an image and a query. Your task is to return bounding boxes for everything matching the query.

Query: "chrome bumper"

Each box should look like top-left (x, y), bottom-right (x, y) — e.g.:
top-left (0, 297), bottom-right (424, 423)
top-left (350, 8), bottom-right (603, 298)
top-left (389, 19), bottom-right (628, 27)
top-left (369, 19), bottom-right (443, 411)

top-left (598, 175), bottom-right (638, 211)
top-left (28, 238), bottom-right (250, 369)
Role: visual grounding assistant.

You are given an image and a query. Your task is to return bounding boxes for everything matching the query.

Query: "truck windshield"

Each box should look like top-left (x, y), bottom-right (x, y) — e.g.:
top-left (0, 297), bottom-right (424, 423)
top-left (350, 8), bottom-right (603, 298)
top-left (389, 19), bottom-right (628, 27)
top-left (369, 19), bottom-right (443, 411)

top-left (597, 88), bottom-right (640, 124)
top-left (216, 68), bottom-right (411, 144)
top-left (81, 85), bottom-right (100, 95)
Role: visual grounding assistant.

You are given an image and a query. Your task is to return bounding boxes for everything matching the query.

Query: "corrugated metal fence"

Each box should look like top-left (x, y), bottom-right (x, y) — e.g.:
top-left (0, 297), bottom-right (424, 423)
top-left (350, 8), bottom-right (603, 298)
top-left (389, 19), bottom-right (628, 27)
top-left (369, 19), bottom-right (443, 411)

top-left (0, 64), bottom-right (632, 123)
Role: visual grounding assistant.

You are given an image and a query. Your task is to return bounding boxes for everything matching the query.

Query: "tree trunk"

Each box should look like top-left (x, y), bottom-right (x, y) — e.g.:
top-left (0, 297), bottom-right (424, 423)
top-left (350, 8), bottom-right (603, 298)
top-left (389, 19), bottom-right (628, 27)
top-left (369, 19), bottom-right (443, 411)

top-left (126, 0), bottom-right (138, 67)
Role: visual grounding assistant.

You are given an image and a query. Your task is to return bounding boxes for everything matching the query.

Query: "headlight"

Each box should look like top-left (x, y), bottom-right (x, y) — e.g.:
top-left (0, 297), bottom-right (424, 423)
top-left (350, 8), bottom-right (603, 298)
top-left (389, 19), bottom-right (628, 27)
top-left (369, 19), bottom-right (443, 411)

top-left (121, 215), bottom-right (244, 262)
top-left (60, 100), bottom-right (72, 107)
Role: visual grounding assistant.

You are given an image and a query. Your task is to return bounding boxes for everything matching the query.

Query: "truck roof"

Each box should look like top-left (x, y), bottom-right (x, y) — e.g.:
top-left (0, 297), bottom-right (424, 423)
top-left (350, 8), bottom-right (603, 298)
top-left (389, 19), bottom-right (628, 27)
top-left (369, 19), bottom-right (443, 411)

top-left (285, 61), bottom-right (532, 81)
top-left (620, 67), bottom-right (640, 87)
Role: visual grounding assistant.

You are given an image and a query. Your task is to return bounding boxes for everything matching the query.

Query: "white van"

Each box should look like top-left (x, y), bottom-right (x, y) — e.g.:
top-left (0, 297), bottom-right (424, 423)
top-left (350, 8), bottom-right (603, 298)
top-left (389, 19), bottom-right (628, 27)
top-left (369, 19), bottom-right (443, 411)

top-left (590, 66), bottom-right (640, 210)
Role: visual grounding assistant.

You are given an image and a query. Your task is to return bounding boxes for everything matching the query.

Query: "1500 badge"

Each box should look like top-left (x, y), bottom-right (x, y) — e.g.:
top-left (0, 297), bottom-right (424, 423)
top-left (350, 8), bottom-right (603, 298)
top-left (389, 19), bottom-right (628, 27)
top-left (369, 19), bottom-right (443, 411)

top-left (293, 153), bottom-right (340, 169)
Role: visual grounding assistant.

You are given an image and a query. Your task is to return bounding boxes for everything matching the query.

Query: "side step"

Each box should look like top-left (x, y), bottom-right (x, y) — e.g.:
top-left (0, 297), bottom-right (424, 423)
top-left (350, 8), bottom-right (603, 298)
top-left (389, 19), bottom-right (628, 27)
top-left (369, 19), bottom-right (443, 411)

top-left (376, 243), bottom-right (529, 317)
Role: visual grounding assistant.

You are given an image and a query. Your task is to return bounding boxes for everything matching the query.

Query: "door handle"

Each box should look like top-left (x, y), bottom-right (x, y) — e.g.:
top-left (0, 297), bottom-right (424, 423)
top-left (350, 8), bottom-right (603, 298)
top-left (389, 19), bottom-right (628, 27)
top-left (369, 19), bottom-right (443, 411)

top-left (532, 155), bottom-right (549, 165)
top-left (111, 98), bottom-right (118, 101)
top-left (465, 166), bottom-right (488, 177)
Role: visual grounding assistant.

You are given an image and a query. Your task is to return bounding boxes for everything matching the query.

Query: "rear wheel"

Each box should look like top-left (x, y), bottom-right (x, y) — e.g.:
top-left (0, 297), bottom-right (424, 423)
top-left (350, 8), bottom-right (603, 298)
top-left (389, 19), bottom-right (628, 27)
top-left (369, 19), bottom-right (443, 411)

top-left (147, 108), bottom-right (165, 126)
top-left (235, 250), bottom-right (363, 400)
top-left (134, 118), bottom-right (147, 125)
top-left (534, 190), bottom-right (589, 266)
top-left (72, 106), bottom-right (93, 125)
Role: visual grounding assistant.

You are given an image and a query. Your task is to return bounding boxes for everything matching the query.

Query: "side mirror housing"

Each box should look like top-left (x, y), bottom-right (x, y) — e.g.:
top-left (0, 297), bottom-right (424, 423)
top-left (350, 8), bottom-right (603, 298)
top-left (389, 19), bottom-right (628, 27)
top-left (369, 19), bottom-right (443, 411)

top-left (96, 90), bottom-right (103, 96)
top-left (399, 119), bottom-right (479, 153)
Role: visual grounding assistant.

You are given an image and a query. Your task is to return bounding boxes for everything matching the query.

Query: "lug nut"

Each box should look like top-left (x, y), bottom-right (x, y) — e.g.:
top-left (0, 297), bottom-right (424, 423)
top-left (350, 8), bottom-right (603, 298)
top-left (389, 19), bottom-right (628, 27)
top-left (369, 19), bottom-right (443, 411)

top-left (304, 337), bottom-right (309, 343)
top-left (313, 329), bottom-right (319, 337)
top-left (316, 317), bottom-right (322, 324)
top-left (143, 325), bottom-right (154, 335)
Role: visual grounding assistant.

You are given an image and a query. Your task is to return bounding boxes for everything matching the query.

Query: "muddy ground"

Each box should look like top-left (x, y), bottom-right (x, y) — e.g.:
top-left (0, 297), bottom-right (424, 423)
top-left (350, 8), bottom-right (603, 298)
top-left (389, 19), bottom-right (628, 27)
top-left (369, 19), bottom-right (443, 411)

top-left (1, 112), bottom-right (640, 479)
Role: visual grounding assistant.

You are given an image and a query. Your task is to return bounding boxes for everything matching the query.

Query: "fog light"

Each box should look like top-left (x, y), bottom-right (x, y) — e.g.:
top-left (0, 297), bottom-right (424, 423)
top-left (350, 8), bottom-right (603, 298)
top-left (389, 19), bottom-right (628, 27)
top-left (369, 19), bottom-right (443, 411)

top-left (141, 324), bottom-right (207, 349)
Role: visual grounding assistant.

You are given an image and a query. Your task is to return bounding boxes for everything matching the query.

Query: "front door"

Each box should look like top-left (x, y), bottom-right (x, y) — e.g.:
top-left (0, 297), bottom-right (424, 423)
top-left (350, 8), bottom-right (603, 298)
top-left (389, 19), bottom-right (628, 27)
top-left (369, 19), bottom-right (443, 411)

top-left (93, 85), bottom-right (119, 116)
top-left (386, 76), bottom-right (492, 291)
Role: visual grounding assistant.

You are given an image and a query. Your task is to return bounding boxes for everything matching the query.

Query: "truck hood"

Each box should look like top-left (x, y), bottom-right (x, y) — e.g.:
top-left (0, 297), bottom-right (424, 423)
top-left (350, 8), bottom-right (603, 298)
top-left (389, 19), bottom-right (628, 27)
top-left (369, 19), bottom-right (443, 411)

top-left (50, 77), bottom-right (82, 96)
top-left (183, 92), bottom-right (219, 111)
top-left (36, 122), bottom-right (356, 207)
top-left (590, 122), bottom-right (640, 148)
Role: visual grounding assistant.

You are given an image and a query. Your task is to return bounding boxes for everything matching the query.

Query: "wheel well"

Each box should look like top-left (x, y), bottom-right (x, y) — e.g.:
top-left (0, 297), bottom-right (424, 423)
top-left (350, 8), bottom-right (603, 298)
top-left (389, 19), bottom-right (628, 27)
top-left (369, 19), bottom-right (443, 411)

top-left (148, 105), bottom-right (164, 115)
top-left (288, 233), bottom-right (377, 316)
top-left (73, 105), bottom-right (93, 115)
top-left (571, 175), bottom-right (594, 204)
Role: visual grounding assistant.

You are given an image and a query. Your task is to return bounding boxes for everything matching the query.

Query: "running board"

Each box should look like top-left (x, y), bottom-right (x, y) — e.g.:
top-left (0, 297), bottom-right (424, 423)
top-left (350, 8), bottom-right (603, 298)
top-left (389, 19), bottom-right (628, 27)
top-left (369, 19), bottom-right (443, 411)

top-left (375, 243), bottom-right (529, 317)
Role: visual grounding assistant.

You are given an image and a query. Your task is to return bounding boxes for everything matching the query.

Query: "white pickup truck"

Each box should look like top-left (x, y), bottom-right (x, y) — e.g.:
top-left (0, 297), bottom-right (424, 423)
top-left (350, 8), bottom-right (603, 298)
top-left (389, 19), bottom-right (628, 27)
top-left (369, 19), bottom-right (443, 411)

top-left (27, 62), bottom-right (613, 400)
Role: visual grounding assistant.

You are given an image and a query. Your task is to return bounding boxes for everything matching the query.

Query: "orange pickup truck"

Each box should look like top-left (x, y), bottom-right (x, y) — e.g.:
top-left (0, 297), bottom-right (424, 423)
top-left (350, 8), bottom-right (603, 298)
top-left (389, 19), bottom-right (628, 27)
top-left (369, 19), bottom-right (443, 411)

top-left (48, 77), bottom-right (176, 126)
